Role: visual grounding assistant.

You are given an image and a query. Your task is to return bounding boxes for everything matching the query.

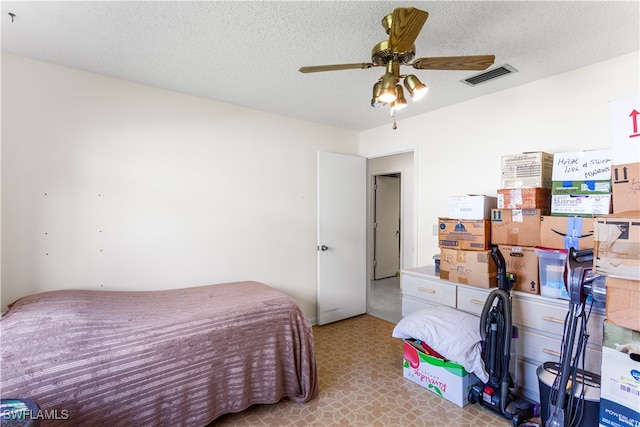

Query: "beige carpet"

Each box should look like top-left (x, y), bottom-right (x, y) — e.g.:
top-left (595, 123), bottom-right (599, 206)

top-left (211, 314), bottom-right (516, 426)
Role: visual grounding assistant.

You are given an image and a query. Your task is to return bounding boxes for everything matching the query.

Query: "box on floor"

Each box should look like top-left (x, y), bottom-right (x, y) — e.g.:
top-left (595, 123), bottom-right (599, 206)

top-left (491, 209), bottom-right (543, 247)
top-left (439, 248), bottom-right (497, 288)
top-left (598, 322), bottom-right (640, 427)
top-left (402, 340), bottom-right (478, 407)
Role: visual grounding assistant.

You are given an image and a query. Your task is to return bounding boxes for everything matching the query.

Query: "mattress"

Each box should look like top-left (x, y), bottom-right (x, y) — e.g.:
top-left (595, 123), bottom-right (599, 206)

top-left (0, 281), bottom-right (318, 426)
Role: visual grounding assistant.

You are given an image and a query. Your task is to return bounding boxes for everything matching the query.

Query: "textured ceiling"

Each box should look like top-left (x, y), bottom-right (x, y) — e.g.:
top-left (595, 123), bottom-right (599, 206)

top-left (2, 1), bottom-right (639, 132)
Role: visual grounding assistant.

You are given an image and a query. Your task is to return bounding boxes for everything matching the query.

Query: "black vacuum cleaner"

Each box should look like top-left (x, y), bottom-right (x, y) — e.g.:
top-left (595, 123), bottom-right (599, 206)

top-left (541, 247), bottom-right (603, 427)
top-left (468, 245), bottom-right (537, 426)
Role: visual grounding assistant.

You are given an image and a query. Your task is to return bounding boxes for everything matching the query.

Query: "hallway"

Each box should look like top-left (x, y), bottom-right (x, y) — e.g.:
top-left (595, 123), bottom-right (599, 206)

top-left (368, 275), bottom-right (402, 324)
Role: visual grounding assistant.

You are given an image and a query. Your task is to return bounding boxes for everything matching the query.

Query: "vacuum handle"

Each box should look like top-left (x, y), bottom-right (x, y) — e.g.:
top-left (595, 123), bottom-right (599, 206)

top-left (491, 245), bottom-right (510, 292)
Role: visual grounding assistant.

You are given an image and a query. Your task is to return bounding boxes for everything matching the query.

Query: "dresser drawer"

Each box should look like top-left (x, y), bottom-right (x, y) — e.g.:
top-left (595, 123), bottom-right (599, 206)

top-left (512, 297), bottom-right (606, 345)
top-left (457, 286), bottom-right (490, 316)
top-left (516, 328), bottom-right (602, 374)
top-left (401, 274), bottom-right (456, 307)
top-left (512, 297), bottom-right (568, 336)
top-left (517, 328), bottom-right (561, 365)
top-left (402, 295), bottom-right (437, 317)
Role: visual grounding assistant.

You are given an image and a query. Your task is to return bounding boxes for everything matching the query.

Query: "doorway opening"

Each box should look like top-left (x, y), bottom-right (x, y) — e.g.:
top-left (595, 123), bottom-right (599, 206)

top-left (373, 174), bottom-right (401, 280)
top-left (366, 151), bottom-right (414, 324)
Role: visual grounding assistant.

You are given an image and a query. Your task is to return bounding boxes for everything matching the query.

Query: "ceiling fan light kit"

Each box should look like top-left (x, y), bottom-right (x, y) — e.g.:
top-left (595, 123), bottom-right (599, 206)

top-left (391, 85), bottom-right (408, 112)
top-left (379, 62), bottom-right (399, 103)
top-left (371, 81), bottom-right (385, 108)
top-left (299, 7), bottom-right (496, 127)
top-left (404, 74), bottom-right (428, 101)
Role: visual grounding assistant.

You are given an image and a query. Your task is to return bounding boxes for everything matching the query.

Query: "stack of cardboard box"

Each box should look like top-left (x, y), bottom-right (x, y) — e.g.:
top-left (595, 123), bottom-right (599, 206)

top-left (596, 213), bottom-right (639, 427)
top-left (596, 95), bottom-right (640, 427)
top-left (490, 152), bottom-right (554, 294)
top-left (550, 149), bottom-right (613, 217)
top-left (610, 95), bottom-right (640, 214)
top-left (437, 195), bottom-right (497, 288)
top-left (599, 95), bottom-right (640, 326)
top-left (534, 149), bottom-right (614, 298)
top-left (430, 95), bottom-right (639, 426)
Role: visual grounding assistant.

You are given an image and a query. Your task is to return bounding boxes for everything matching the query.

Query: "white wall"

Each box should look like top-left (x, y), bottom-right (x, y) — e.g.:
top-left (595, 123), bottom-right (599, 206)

top-left (3, 51), bottom-right (638, 318)
top-left (359, 51), bottom-right (639, 265)
top-left (1, 54), bottom-right (360, 318)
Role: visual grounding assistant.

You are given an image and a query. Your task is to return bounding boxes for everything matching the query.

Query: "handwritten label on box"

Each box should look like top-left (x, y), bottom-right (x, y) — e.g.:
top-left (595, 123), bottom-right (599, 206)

top-left (551, 150), bottom-right (612, 181)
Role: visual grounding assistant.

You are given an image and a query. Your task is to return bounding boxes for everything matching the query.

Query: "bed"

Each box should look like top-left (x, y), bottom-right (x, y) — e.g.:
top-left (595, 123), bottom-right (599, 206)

top-left (0, 281), bottom-right (318, 426)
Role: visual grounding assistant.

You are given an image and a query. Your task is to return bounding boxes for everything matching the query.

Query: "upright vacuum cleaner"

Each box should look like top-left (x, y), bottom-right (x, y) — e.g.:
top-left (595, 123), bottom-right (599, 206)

top-left (468, 245), bottom-right (537, 427)
top-left (542, 247), bottom-right (603, 427)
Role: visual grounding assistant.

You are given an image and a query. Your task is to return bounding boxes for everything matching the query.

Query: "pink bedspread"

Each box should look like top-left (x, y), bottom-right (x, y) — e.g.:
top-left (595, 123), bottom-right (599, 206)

top-left (0, 281), bottom-right (318, 426)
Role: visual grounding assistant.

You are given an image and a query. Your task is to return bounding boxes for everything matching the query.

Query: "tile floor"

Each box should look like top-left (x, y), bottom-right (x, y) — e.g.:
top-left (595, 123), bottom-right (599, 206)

top-left (213, 314), bottom-right (516, 426)
top-left (369, 276), bottom-right (403, 324)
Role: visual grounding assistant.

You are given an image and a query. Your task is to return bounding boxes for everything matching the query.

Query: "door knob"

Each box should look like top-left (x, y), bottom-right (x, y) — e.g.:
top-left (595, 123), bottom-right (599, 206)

top-left (319, 245), bottom-right (329, 251)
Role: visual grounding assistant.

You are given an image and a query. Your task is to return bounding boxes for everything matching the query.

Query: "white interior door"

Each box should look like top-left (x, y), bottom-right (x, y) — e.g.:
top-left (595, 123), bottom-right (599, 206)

top-left (374, 175), bottom-right (400, 279)
top-left (317, 151), bottom-right (366, 325)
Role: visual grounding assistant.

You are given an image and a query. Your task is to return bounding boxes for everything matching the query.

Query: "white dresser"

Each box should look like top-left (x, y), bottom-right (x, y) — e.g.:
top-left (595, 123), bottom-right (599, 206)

top-left (401, 266), bottom-right (605, 403)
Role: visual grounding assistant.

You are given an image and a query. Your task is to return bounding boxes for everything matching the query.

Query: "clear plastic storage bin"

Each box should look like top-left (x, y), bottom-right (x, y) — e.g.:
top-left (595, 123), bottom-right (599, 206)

top-left (535, 248), bottom-right (568, 299)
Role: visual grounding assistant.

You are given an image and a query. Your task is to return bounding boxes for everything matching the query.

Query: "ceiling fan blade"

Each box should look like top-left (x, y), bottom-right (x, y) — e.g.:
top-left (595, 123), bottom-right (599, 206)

top-left (299, 63), bottom-right (374, 73)
top-left (388, 8), bottom-right (428, 54)
top-left (411, 55), bottom-right (495, 71)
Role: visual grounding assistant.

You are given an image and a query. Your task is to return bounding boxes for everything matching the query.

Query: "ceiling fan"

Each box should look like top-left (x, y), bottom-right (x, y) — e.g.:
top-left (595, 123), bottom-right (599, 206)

top-left (299, 7), bottom-right (495, 123)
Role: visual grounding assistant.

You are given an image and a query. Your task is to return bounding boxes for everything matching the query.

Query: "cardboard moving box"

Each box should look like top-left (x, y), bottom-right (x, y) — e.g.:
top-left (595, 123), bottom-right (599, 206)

top-left (402, 340), bottom-right (478, 407)
top-left (439, 248), bottom-right (497, 288)
top-left (539, 216), bottom-right (594, 250)
top-left (491, 209), bottom-right (543, 247)
top-left (448, 195), bottom-right (497, 220)
top-left (594, 213), bottom-right (640, 280)
top-left (552, 149), bottom-right (612, 181)
top-left (497, 187), bottom-right (551, 210)
top-left (498, 245), bottom-right (539, 294)
top-left (501, 152), bottom-right (553, 189)
top-left (438, 218), bottom-right (491, 251)
top-left (610, 95), bottom-right (640, 164)
top-left (605, 276), bottom-right (640, 331)
top-left (611, 162), bottom-right (640, 213)
top-left (598, 322), bottom-right (640, 427)
top-left (551, 180), bottom-right (611, 195)
top-left (551, 193), bottom-right (611, 216)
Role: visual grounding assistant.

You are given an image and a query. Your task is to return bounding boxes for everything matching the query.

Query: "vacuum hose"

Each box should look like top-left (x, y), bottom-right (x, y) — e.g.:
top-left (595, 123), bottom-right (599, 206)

top-left (480, 288), bottom-right (512, 416)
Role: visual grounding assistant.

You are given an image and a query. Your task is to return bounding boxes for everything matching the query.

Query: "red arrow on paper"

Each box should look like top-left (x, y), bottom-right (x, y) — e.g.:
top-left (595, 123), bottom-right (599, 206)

top-left (631, 109), bottom-right (640, 138)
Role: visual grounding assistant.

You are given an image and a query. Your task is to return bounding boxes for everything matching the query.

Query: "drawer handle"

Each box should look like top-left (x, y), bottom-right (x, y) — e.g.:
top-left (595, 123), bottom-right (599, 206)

top-left (470, 299), bottom-right (485, 305)
top-left (543, 316), bottom-right (565, 324)
top-left (543, 348), bottom-right (561, 357)
top-left (417, 287), bottom-right (436, 293)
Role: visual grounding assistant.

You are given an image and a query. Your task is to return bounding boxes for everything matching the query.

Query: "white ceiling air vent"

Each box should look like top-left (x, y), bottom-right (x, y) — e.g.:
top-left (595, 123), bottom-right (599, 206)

top-left (462, 64), bottom-right (518, 86)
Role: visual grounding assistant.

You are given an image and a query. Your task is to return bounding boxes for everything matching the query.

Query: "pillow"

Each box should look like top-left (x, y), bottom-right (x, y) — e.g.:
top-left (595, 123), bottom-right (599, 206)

top-left (392, 306), bottom-right (488, 383)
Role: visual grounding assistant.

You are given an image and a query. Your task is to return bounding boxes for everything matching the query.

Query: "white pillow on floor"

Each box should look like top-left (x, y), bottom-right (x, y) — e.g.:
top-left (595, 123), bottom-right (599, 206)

top-left (392, 305), bottom-right (489, 383)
